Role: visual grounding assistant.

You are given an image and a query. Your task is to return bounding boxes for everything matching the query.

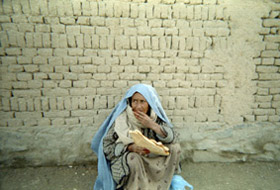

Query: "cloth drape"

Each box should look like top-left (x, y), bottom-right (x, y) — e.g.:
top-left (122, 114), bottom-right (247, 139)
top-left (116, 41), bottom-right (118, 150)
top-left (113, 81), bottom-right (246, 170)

top-left (91, 84), bottom-right (172, 190)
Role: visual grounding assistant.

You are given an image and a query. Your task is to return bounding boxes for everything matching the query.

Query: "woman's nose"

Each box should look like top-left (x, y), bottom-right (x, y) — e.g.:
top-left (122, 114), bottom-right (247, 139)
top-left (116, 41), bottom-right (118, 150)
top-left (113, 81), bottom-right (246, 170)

top-left (135, 102), bottom-right (142, 109)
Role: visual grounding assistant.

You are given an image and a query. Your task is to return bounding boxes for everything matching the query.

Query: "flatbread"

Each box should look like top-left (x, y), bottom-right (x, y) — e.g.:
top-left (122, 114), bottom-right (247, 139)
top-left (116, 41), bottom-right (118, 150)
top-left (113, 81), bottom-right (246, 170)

top-left (129, 129), bottom-right (169, 156)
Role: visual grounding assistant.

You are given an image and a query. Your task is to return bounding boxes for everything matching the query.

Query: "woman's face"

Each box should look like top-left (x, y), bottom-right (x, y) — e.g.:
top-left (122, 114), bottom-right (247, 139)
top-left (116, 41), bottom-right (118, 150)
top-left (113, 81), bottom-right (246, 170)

top-left (131, 92), bottom-right (149, 114)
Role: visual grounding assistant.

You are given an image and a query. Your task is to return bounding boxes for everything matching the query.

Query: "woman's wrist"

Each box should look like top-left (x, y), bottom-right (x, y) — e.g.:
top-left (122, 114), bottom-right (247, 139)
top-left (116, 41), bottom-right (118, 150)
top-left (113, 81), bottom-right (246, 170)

top-left (151, 123), bottom-right (167, 137)
top-left (127, 143), bottom-right (133, 152)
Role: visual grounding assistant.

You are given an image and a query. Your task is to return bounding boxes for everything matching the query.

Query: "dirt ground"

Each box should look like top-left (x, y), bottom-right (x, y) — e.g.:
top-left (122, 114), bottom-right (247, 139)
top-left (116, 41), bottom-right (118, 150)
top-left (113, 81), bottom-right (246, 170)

top-left (0, 161), bottom-right (279, 190)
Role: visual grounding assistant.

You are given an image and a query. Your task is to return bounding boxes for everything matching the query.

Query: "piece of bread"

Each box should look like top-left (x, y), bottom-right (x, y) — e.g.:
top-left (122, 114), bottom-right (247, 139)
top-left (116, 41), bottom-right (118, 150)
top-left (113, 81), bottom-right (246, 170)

top-left (129, 129), bottom-right (169, 156)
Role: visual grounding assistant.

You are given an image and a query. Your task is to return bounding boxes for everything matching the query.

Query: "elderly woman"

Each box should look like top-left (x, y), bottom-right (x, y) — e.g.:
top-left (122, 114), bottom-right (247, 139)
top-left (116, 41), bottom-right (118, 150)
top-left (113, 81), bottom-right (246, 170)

top-left (91, 84), bottom-right (182, 190)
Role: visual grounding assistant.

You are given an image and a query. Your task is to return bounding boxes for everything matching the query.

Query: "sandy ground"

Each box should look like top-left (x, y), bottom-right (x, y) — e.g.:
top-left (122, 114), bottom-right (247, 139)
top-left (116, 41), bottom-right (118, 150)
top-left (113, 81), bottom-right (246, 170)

top-left (0, 161), bottom-right (279, 190)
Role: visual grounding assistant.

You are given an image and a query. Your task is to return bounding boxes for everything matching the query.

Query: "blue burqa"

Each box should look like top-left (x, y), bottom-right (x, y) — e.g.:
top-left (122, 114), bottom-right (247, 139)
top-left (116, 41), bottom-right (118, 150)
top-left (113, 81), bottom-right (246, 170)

top-left (91, 84), bottom-right (172, 190)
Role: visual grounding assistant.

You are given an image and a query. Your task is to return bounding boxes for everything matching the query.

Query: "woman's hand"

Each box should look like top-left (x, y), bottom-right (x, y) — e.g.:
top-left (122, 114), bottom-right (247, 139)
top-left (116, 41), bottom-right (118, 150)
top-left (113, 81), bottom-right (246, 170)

top-left (134, 111), bottom-right (167, 138)
top-left (128, 143), bottom-right (150, 155)
top-left (133, 111), bottom-right (153, 128)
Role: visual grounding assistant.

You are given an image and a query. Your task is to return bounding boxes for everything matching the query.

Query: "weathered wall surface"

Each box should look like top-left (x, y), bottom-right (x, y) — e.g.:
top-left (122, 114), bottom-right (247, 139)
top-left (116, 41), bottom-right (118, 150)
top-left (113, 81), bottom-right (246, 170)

top-left (0, 0), bottom-right (279, 167)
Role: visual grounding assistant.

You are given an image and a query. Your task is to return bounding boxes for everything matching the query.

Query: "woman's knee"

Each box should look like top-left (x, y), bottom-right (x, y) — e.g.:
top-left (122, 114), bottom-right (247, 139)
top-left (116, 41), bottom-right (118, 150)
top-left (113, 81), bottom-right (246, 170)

top-left (127, 152), bottom-right (141, 170)
top-left (169, 143), bottom-right (181, 155)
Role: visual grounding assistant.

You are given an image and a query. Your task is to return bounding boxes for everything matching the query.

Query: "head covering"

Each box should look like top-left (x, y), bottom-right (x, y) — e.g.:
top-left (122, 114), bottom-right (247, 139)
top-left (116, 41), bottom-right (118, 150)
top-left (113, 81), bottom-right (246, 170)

top-left (91, 84), bottom-right (172, 190)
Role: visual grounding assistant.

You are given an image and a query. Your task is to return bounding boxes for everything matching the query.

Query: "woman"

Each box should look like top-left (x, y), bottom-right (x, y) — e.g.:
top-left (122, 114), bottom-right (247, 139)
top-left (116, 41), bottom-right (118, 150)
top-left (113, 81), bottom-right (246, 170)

top-left (91, 84), bottom-right (182, 190)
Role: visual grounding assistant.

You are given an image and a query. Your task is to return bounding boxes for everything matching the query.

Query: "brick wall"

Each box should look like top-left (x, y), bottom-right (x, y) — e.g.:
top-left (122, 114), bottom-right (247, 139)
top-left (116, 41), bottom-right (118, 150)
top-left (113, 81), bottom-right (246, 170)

top-left (0, 0), bottom-right (279, 165)
top-left (253, 8), bottom-right (280, 122)
top-left (0, 0), bottom-right (234, 128)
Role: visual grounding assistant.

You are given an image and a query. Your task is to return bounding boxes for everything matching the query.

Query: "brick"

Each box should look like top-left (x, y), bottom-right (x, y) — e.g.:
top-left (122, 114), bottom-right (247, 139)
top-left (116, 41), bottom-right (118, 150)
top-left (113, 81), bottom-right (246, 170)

top-left (10, 98), bottom-right (18, 111)
top-left (49, 73), bottom-right (63, 80)
top-left (204, 81), bottom-right (216, 88)
top-left (264, 35), bottom-right (280, 43)
top-left (55, 66), bottom-right (69, 73)
top-left (90, 17), bottom-right (105, 27)
top-left (43, 88), bottom-right (69, 97)
top-left (0, 31), bottom-right (9, 48)
top-left (270, 88), bottom-right (280, 94)
top-left (88, 80), bottom-right (100, 88)
top-left (262, 58), bottom-right (274, 65)
top-left (76, 34), bottom-right (84, 48)
top-left (101, 80), bottom-right (113, 87)
top-left (73, 80), bottom-right (87, 88)
top-left (113, 80), bottom-right (128, 88)
top-left (62, 57), bottom-right (77, 66)
top-left (52, 49), bottom-right (66, 57)
top-left (24, 33), bottom-right (33, 47)
top-left (66, 26), bottom-right (80, 34)
top-left (97, 65), bottom-right (110, 73)
top-left (11, 15), bottom-right (28, 23)
top-left (8, 65), bottom-right (24, 73)
top-left (123, 28), bottom-right (136, 36)
top-left (261, 50), bottom-right (280, 58)
top-left (0, 15), bottom-right (11, 22)
top-left (263, 19), bottom-right (280, 27)
top-left (68, 48), bottom-right (83, 56)
top-left (257, 88), bottom-right (269, 95)
top-left (28, 80), bottom-right (42, 89)
top-left (81, 26), bottom-right (95, 34)
top-left (51, 24), bottom-right (65, 33)
top-left (258, 102), bottom-right (271, 108)
top-left (45, 14), bottom-right (59, 24)
top-left (99, 36), bottom-right (108, 49)
top-left (22, 48), bottom-right (36, 57)
top-left (268, 115), bottom-right (280, 122)
top-left (1, 98), bottom-right (10, 111)
top-left (23, 118), bottom-right (38, 126)
top-left (44, 111), bottom-right (70, 118)
top-left (254, 109), bottom-right (275, 116)
top-left (48, 57), bottom-right (62, 65)
top-left (77, 17), bottom-right (90, 25)
top-left (33, 73), bottom-right (47, 80)
top-left (243, 115), bottom-right (255, 122)
top-left (34, 33), bottom-right (43, 48)
top-left (13, 90), bottom-right (41, 97)
top-left (266, 42), bottom-right (279, 50)
top-left (17, 23), bottom-right (34, 33)
top-left (8, 119), bottom-right (23, 127)
top-left (39, 65), bottom-right (53, 73)
top-left (259, 73), bottom-right (280, 80)
top-left (70, 88), bottom-right (96, 96)
top-left (5, 48), bottom-right (21, 56)
top-left (18, 98), bottom-right (27, 111)
top-left (66, 34), bottom-right (75, 47)
top-left (58, 34), bottom-right (67, 48)
top-left (80, 117), bottom-right (94, 126)
top-left (51, 118), bottom-right (65, 125)
top-left (7, 31), bottom-right (18, 47)
top-left (24, 65), bottom-right (39, 72)
top-left (43, 81), bottom-right (56, 89)
top-left (42, 33), bottom-right (51, 48)
top-left (48, 97), bottom-right (57, 110)
top-left (83, 65), bottom-right (96, 73)
top-left (257, 66), bottom-right (278, 73)
top-left (35, 24), bottom-right (50, 33)
top-left (17, 73), bottom-right (32, 81)
top-left (138, 65), bottom-right (151, 73)
top-left (58, 80), bottom-right (71, 88)
top-left (37, 118), bottom-right (50, 126)
top-left (66, 118), bottom-right (79, 125)
top-left (38, 48), bottom-right (53, 57)
top-left (255, 95), bottom-right (273, 102)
